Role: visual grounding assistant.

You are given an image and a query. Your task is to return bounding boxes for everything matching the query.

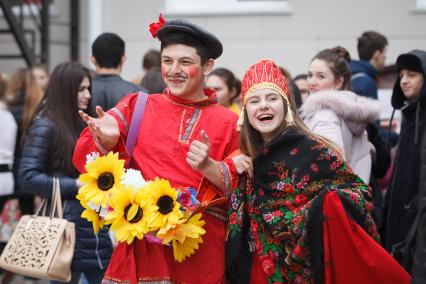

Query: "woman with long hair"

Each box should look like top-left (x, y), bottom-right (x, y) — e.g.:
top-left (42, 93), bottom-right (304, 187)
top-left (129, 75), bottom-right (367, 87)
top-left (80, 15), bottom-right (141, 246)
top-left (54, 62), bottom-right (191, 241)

top-left (300, 47), bottom-right (381, 184)
top-left (225, 59), bottom-right (409, 284)
top-left (19, 62), bottom-right (113, 284)
top-left (206, 68), bottom-right (241, 114)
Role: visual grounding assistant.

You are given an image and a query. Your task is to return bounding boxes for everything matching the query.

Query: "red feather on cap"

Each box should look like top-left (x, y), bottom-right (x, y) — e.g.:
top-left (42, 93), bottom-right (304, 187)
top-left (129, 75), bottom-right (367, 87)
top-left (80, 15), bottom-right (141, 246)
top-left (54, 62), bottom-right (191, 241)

top-left (149, 13), bottom-right (166, 39)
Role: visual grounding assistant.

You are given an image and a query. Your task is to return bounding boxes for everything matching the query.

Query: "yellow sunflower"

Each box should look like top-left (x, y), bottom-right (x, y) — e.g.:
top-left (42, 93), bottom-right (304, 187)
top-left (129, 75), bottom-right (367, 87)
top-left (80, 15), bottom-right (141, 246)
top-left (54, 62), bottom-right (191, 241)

top-left (105, 185), bottom-right (157, 244)
top-left (145, 178), bottom-right (183, 231)
top-left (80, 201), bottom-right (105, 234)
top-left (157, 213), bottom-right (206, 263)
top-left (77, 152), bottom-right (125, 207)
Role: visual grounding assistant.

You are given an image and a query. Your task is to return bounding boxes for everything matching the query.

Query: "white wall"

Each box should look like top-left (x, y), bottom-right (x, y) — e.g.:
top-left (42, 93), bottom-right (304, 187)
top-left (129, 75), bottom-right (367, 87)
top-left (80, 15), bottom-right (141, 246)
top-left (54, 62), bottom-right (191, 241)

top-left (92, 0), bottom-right (426, 81)
top-left (1, 0), bottom-right (426, 81)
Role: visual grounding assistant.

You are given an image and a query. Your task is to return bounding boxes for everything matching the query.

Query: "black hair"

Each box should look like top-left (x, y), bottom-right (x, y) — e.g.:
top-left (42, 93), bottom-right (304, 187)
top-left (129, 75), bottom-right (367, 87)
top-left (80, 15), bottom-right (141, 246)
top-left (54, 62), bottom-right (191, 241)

top-left (208, 68), bottom-right (237, 93)
top-left (160, 33), bottom-right (210, 64)
top-left (92, 32), bottom-right (125, 68)
top-left (42, 62), bottom-right (91, 175)
top-left (293, 74), bottom-right (308, 81)
top-left (357, 31), bottom-right (388, 61)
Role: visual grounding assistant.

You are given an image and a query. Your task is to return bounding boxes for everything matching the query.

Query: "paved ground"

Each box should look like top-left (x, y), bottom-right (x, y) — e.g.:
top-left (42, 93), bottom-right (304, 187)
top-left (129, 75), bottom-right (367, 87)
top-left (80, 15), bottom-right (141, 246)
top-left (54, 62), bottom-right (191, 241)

top-left (2, 275), bottom-right (48, 284)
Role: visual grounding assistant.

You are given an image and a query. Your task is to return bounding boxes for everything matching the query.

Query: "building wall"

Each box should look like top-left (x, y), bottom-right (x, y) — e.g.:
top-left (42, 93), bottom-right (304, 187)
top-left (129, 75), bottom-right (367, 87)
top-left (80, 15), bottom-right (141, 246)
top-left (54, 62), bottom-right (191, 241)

top-left (90, 0), bottom-right (426, 81)
top-left (1, 0), bottom-right (426, 82)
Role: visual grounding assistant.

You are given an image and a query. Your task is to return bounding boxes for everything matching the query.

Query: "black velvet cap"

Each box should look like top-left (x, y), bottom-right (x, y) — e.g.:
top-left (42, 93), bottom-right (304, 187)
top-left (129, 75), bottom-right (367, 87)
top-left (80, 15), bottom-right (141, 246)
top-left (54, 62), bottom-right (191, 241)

top-left (156, 19), bottom-right (223, 59)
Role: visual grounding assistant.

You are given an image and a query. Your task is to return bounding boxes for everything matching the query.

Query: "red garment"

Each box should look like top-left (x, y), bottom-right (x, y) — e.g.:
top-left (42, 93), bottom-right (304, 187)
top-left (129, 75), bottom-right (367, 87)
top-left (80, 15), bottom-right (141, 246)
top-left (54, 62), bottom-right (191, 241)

top-left (323, 192), bottom-right (410, 284)
top-left (73, 90), bottom-right (239, 283)
top-left (250, 253), bottom-right (268, 284)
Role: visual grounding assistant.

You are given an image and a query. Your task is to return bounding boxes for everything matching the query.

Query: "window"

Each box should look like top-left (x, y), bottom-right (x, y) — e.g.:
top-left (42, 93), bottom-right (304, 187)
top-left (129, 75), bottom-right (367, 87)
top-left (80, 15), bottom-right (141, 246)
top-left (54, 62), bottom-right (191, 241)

top-left (164, 0), bottom-right (291, 16)
top-left (413, 0), bottom-right (426, 12)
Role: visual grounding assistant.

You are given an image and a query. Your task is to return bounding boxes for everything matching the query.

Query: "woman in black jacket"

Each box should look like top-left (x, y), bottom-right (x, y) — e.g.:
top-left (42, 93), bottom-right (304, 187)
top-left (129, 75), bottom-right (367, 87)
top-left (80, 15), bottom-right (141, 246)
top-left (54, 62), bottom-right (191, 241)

top-left (19, 62), bottom-right (113, 284)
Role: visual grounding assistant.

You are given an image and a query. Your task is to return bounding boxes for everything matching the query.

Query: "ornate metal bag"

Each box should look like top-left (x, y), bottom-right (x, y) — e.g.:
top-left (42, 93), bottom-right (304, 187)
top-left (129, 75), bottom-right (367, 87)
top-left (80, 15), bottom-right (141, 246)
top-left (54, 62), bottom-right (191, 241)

top-left (0, 178), bottom-right (75, 282)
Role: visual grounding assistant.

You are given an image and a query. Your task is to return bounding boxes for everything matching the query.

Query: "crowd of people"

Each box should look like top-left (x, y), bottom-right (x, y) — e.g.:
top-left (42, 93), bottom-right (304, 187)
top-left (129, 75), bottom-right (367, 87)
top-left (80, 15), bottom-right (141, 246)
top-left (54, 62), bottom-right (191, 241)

top-left (0, 13), bottom-right (425, 284)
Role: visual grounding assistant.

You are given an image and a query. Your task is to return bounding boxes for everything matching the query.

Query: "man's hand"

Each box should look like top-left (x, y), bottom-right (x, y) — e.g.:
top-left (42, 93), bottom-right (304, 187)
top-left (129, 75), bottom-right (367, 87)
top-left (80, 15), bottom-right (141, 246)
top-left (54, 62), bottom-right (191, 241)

top-left (232, 154), bottom-right (253, 176)
top-left (186, 130), bottom-right (212, 172)
top-left (79, 106), bottom-right (120, 151)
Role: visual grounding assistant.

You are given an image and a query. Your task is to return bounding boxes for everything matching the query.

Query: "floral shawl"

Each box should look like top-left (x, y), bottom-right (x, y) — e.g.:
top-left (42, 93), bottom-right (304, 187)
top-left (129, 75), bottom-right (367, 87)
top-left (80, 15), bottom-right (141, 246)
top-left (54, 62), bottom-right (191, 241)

top-left (226, 127), bottom-right (378, 283)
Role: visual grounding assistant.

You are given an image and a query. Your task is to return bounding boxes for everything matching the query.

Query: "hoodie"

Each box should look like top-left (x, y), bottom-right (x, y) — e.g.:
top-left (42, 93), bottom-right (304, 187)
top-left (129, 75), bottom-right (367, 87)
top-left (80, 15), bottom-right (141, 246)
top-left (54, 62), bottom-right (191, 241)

top-left (350, 60), bottom-right (378, 99)
top-left (301, 90), bottom-right (381, 183)
top-left (385, 50), bottom-right (426, 260)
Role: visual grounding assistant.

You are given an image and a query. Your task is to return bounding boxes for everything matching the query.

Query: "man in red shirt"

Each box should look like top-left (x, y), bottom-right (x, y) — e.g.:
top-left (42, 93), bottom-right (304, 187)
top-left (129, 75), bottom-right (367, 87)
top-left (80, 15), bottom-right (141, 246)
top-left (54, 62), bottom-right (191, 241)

top-left (73, 15), bottom-right (240, 283)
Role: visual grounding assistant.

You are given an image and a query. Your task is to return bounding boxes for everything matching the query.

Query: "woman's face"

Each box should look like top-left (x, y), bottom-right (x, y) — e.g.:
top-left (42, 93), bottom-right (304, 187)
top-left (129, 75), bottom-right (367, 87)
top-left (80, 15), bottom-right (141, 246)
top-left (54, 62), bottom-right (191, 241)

top-left (307, 59), bottom-right (343, 93)
top-left (32, 67), bottom-right (49, 91)
top-left (245, 88), bottom-right (285, 143)
top-left (77, 76), bottom-right (91, 110)
top-left (400, 69), bottom-right (424, 102)
top-left (206, 74), bottom-right (231, 106)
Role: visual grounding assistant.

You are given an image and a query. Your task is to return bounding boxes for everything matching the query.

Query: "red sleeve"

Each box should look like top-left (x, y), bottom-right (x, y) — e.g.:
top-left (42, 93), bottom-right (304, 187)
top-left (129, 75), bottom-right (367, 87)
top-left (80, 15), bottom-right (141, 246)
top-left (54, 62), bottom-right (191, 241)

top-left (72, 93), bottom-right (139, 173)
top-left (219, 121), bottom-right (240, 197)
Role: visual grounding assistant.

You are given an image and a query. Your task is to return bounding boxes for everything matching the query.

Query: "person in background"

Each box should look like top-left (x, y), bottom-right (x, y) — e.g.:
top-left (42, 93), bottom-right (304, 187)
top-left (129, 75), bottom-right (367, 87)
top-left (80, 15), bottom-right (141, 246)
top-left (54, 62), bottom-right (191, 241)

top-left (412, 106), bottom-right (426, 283)
top-left (232, 77), bottom-right (242, 109)
top-left (350, 31), bottom-right (388, 100)
top-left (4, 68), bottom-right (43, 217)
top-left (301, 47), bottom-right (381, 184)
top-left (90, 32), bottom-right (142, 115)
top-left (140, 66), bottom-right (166, 94)
top-left (31, 64), bottom-right (49, 92)
top-left (384, 50), bottom-right (426, 271)
top-left (0, 72), bottom-right (18, 284)
top-left (131, 49), bottom-right (162, 85)
top-left (19, 62), bottom-right (113, 284)
top-left (292, 74), bottom-right (310, 103)
top-left (206, 67), bottom-right (241, 114)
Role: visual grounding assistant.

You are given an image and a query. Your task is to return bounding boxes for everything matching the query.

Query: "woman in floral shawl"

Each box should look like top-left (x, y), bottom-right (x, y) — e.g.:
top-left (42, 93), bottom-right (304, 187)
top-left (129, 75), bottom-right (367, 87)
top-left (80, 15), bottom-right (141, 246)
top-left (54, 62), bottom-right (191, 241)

top-left (225, 59), bottom-right (409, 284)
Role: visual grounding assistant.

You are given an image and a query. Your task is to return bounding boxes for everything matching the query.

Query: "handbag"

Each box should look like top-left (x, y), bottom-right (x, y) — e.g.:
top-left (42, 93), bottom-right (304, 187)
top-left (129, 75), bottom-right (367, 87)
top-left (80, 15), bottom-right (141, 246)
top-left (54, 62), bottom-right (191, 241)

top-left (0, 178), bottom-right (75, 282)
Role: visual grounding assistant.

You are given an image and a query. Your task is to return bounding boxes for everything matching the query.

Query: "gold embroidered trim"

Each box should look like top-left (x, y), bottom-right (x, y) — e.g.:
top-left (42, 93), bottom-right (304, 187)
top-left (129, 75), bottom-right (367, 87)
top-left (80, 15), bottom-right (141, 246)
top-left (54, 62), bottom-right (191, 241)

top-left (243, 82), bottom-right (288, 104)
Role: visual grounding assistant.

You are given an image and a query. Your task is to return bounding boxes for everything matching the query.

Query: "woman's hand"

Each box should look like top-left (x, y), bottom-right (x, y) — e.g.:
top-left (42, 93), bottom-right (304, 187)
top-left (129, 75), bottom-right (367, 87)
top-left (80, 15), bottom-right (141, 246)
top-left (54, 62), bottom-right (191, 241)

top-left (232, 154), bottom-right (253, 176)
top-left (79, 106), bottom-right (120, 151)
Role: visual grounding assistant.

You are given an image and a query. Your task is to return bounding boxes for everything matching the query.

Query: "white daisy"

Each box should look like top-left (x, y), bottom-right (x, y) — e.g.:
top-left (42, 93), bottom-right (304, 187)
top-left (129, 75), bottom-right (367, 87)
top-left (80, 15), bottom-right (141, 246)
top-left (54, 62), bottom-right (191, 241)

top-left (121, 168), bottom-right (147, 191)
top-left (85, 151), bottom-right (100, 165)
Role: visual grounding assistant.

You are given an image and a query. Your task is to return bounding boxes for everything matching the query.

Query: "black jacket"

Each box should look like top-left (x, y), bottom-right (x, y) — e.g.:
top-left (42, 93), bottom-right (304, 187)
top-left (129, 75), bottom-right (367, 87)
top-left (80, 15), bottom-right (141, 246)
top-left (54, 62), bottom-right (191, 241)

top-left (411, 120), bottom-right (426, 283)
top-left (385, 50), bottom-right (426, 257)
top-left (90, 74), bottom-right (142, 115)
top-left (19, 116), bottom-right (113, 271)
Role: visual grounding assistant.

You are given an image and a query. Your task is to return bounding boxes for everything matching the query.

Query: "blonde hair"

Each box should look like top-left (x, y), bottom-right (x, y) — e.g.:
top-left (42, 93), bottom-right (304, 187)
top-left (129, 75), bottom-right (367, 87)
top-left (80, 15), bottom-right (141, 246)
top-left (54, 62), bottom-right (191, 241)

top-left (5, 68), bottom-right (44, 131)
top-left (22, 80), bottom-right (44, 132)
top-left (0, 73), bottom-right (9, 102)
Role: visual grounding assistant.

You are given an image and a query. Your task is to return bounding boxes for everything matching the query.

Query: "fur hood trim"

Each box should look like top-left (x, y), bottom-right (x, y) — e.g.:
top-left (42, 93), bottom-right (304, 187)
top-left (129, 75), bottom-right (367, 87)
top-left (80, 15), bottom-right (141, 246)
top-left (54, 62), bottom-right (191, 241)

top-left (301, 90), bottom-right (381, 135)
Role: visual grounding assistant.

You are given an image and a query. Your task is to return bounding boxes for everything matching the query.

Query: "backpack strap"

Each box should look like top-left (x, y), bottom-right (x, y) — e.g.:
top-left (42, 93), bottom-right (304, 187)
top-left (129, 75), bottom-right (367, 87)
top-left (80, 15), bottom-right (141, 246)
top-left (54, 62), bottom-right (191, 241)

top-left (125, 91), bottom-right (148, 166)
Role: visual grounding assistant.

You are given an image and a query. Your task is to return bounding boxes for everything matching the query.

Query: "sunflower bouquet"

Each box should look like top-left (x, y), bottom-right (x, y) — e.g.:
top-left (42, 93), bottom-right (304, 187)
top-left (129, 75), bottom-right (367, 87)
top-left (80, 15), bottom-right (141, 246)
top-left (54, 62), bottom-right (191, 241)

top-left (77, 151), bottom-right (206, 262)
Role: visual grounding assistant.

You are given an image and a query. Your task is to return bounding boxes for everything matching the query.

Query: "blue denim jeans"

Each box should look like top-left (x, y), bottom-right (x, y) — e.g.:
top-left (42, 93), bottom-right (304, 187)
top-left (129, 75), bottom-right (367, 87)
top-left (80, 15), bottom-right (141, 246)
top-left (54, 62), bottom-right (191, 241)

top-left (50, 269), bottom-right (106, 284)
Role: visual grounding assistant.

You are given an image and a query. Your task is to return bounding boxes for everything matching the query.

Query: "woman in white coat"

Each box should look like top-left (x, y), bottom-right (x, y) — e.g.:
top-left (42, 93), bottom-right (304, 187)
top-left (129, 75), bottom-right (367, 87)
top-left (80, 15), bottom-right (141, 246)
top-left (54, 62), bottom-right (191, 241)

top-left (301, 47), bottom-right (381, 183)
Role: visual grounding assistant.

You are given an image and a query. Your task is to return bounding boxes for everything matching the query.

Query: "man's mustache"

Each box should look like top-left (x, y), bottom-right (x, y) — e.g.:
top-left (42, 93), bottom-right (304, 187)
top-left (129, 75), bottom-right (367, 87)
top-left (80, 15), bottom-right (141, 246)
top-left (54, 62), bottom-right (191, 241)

top-left (166, 72), bottom-right (188, 80)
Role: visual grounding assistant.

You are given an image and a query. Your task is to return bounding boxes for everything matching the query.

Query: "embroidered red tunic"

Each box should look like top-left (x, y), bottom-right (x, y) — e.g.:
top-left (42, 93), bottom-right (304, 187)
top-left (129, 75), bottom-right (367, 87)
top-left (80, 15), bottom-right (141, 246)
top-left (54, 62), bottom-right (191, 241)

top-left (73, 89), bottom-right (239, 284)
